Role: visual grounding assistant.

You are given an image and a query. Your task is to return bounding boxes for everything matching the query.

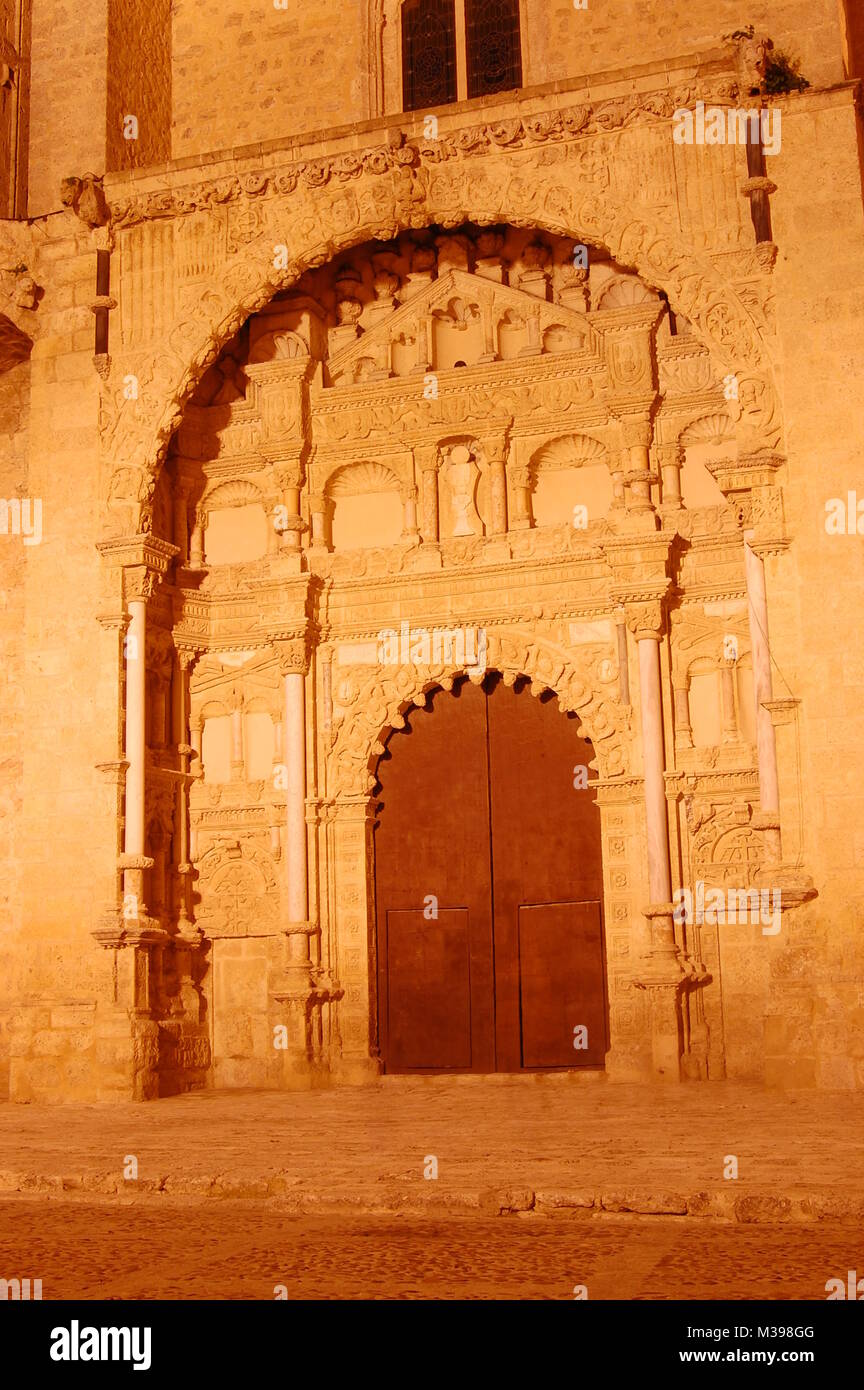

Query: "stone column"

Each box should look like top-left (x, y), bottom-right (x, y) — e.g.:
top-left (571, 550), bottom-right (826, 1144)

top-left (93, 535), bottom-right (178, 1100)
top-left (508, 461), bottom-right (532, 531)
top-left (188, 508), bottom-right (207, 569)
top-left (673, 681), bottom-right (693, 750)
top-left (720, 660), bottom-right (739, 744)
top-left (620, 415), bottom-right (658, 522)
top-left (413, 314), bottom-right (433, 374)
top-left (230, 701), bottom-right (245, 781)
top-left (657, 442), bottom-right (684, 511)
top-left (636, 622), bottom-right (672, 908)
top-left (625, 595), bottom-right (687, 1079)
top-left (308, 494), bottom-right (329, 551)
top-left (482, 435), bottom-right (509, 536)
top-left (122, 575), bottom-right (151, 919)
top-left (417, 447), bottom-right (440, 544)
top-left (273, 461), bottom-right (305, 553)
top-left (400, 483), bottom-right (420, 544)
top-left (173, 649), bottom-right (198, 930)
top-left (744, 532), bottom-right (781, 863)
top-left (273, 635), bottom-right (315, 1085)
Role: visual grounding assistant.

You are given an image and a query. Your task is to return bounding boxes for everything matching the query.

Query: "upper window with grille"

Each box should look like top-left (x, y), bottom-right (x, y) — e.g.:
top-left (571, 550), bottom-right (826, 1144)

top-left (402, 0), bottom-right (523, 113)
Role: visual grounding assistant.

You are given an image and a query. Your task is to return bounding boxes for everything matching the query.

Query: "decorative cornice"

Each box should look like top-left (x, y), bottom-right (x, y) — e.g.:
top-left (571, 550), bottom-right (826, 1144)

top-left (102, 78), bottom-right (744, 233)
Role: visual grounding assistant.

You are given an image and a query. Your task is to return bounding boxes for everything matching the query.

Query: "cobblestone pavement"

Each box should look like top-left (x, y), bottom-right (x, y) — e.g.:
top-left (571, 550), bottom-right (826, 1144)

top-left (0, 1200), bottom-right (860, 1299)
top-left (0, 1078), bottom-right (862, 1217)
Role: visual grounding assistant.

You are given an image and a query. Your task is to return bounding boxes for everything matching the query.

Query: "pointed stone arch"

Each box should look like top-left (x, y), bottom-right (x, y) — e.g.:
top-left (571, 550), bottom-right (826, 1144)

top-left (328, 626), bottom-right (628, 797)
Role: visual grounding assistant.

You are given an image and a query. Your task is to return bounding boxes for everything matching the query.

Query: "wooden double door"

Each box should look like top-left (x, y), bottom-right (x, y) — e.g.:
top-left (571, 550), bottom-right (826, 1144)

top-left (374, 675), bottom-right (607, 1073)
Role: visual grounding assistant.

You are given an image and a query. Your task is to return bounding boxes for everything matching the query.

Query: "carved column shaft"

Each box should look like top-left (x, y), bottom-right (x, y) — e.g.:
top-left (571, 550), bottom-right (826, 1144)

top-left (189, 509), bottom-right (207, 569)
top-left (657, 444), bottom-right (683, 508)
top-left (673, 683), bottom-right (693, 749)
top-left (230, 706), bottom-right (244, 779)
top-left (637, 632), bottom-right (672, 909)
top-left (417, 450), bottom-right (440, 544)
top-left (401, 483), bottom-right (419, 542)
top-left (309, 494), bottom-right (328, 550)
top-left (482, 438), bottom-right (509, 536)
top-left (174, 651), bottom-right (196, 928)
top-left (508, 464), bottom-right (532, 530)
top-left (124, 595), bottom-right (147, 865)
top-left (615, 613), bottom-right (630, 705)
top-left (720, 661), bottom-right (738, 743)
top-left (744, 533), bottom-right (781, 861)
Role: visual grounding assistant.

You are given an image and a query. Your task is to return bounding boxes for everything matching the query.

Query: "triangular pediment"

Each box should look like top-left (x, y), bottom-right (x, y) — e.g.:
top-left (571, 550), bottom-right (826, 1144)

top-left (326, 268), bottom-right (599, 386)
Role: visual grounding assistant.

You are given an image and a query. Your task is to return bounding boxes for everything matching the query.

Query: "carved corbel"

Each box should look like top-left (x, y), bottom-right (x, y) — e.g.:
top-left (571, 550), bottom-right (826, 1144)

top-left (704, 451), bottom-right (787, 551)
top-left (60, 173), bottom-right (110, 229)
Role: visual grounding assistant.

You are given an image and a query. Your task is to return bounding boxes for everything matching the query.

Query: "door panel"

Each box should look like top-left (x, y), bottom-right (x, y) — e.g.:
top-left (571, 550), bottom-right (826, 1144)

top-left (374, 677), bottom-right (608, 1073)
top-left (487, 682), bottom-right (603, 1069)
top-left (518, 901), bottom-right (607, 1067)
top-left (374, 680), bottom-right (495, 1071)
top-left (386, 909), bottom-right (472, 1070)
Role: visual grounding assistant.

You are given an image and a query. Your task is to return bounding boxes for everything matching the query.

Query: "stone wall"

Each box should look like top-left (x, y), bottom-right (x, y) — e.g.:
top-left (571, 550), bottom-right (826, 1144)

top-left (106, 0), bottom-right (172, 172)
top-left (759, 88), bottom-right (864, 1089)
top-left (168, 0), bottom-right (848, 164)
top-left (526, 0), bottom-right (846, 92)
top-left (171, 0), bottom-right (370, 162)
top-left (0, 354), bottom-right (28, 1098)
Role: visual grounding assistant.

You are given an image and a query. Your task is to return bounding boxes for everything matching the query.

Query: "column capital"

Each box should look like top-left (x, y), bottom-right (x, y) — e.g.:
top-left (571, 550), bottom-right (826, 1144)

top-left (615, 413), bottom-right (655, 451)
top-left (611, 585), bottom-right (670, 640)
top-left (271, 457), bottom-right (307, 490)
top-left (272, 632), bottom-right (311, 676)
top-left (413, 443), bottom-right (443, 472)
top-left (97, 535), bottom-right (179, 603)
top-left (624, 601), bottom-right (666, 641)
top-left (176, 645), bottom-right (202, 673)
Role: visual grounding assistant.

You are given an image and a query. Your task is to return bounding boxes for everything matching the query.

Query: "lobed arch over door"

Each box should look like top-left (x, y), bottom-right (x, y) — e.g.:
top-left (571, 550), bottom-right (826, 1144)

top-left (100, 134), bottom-right (781, 521)
top-left (326, 627), bottom-right (629, 799)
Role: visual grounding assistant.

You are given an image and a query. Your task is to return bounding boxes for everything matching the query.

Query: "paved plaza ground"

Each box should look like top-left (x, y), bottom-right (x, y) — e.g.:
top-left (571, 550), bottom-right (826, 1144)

top-left (0, 1076), bottom-right (862, 1220)
top-left (1, 1202), bottom-right (860, 1300)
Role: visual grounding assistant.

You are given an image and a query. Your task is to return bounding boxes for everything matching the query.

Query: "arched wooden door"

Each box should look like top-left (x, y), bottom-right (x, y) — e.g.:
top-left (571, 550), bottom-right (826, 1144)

top-left (373, 675), bottom-right (607, 1072)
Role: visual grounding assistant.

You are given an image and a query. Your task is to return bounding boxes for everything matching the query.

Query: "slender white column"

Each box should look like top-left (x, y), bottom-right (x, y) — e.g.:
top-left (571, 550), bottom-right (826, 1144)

top-left (720, 662), bottom-right (738, 743)
top-left (230, 706), bottom-right (244, 781)
top-left (124, 598), bottom-right (147, 859)
top-left (744, 534), bottom-right (780, 818)
top-left (284, 670), bottom-right (308, 927)
top-left (637, 633), bottom-right (672, 906)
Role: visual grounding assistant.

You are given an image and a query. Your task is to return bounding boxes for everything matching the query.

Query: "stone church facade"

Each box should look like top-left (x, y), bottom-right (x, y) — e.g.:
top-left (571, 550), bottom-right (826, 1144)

top-left (1, 1), bottom-right (863, 1100)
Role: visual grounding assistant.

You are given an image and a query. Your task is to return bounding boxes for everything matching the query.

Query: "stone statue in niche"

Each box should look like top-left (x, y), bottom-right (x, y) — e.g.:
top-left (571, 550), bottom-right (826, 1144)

top-left (445, 444), bottom-right (482, 538)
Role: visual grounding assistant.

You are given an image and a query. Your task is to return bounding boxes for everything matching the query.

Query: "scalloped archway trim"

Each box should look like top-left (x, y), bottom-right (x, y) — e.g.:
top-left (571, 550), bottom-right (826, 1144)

top-left (328, 627), bottom-right (628, 797)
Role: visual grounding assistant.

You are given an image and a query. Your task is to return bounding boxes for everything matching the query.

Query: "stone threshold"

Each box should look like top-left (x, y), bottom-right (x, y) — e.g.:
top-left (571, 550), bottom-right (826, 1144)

top-left (0, 1173), bottom-right (861, 1224)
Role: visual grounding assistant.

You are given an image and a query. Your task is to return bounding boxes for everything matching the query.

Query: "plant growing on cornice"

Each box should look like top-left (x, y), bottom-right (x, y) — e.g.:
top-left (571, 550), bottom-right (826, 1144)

top-left (762, 51), bottom-right (809, 94)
